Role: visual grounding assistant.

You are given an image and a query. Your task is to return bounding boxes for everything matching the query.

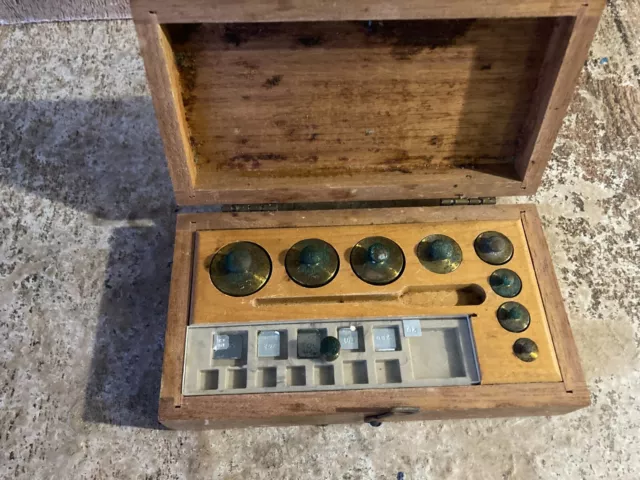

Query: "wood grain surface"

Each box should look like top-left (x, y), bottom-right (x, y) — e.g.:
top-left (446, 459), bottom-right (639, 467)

top-left (169, 19), bottom-right (551, 191)
top-left (131, 0), bottom-right (599, 24)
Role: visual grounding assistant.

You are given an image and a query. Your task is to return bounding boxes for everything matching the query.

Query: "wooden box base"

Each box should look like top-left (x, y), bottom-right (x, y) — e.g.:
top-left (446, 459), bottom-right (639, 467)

top-left (159, 204), bottom-right (588, 429)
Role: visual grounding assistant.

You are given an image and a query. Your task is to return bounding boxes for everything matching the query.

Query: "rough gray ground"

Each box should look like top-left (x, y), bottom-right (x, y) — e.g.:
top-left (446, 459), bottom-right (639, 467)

top-left (0, 4), bottom-right (639, 479)
top-left (0, 0), bottom-right (130, 24)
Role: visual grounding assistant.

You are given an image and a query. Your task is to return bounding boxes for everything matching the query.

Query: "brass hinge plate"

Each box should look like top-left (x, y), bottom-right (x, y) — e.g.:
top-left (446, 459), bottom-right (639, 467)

top-left (440, 197), bottom-right (497, 206)
top-left (221, 198), bottom-right (497, 213)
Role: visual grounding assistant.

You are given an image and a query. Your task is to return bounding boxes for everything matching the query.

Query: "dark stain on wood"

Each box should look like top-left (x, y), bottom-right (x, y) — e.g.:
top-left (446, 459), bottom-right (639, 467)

top-left (385, 166), bottom-right (413, 174)
top-left (173, 51), bottom-right (196, 110)
top-left (364, 20), bottom-right (475, 60)
top-left (166, 23), bottom-right (202, 45)
top-left (263, 75), bottom-right (283, 88)
top-left (298, 35), bottom-right (323, 47)
top-left (480, 63), bottom-right (493, 70)
top-left (309, 133), bottom-right (319, 142)
top-left (223, 30), bottom-right (245, 46)
top-left (228, 153), bottom-right (288, 170)
top-left (221, 24), bottom-right (284, 47)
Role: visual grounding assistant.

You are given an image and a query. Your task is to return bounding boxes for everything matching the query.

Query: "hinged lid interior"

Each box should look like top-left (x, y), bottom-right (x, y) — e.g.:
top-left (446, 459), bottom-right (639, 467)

top-left (133, 0), bottom-right (604, 206)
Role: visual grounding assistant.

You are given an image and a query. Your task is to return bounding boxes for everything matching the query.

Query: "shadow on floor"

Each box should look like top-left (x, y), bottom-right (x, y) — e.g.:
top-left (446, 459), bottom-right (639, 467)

top-left (1, 96), bottom-right (176, 428)
top-left (83, 223), bottom-right (175, 429)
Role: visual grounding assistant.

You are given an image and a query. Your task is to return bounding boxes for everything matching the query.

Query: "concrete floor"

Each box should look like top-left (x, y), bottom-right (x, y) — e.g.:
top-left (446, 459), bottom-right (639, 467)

top-left (0, 4), bottom-right (639, 479)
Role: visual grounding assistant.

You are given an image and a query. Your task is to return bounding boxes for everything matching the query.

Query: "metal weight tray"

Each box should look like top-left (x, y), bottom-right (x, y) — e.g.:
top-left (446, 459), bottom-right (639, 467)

top-left (183, 315), bottom-right (481, 396)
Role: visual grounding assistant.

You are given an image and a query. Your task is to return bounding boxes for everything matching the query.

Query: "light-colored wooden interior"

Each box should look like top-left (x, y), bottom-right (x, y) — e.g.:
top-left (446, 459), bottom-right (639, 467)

top-left (190, 219), bottom-right (561, 385)
top-left (164, 18), bottom-right (555, 192)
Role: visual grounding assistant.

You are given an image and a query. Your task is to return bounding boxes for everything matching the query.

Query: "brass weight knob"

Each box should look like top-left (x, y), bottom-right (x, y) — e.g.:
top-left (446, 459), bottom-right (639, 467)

top-left (350, 236), bottom-right (405, 285)
top-left (285, 239), bottom-right (339, 288)
top-left (497, 301), bottom-right (530, 333)
top-left (513, 338), bottom-right (539, 362)
top-left (209, 241), bottom-right (272, 297)
top-left (490, 269), bottom-right (522, 298)
top-left (474, 231), bottom-right (514, 265)
top-left (417, 234), bottom-right (462, 274)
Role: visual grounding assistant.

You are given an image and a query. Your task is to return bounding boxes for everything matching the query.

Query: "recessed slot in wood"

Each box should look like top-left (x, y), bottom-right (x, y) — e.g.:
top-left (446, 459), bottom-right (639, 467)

top-left (314, 365), bottom-right (335, 385)
top-left (376, 360), bottom-right (402, 384)
top-left (257, 367), bottom-right (277, 387)
top-left (409, 328), bottom-right (467, 380)
top-left (199, 369), bottom-right (219, 390)
top-left (286, 366), bottom-right (306, 386)
top-left (225, 369), bottom-right (247, 389)
top-left (254, 284), bottom-right (486, 307)
top-left (344, 361), bottom-right (368, 385)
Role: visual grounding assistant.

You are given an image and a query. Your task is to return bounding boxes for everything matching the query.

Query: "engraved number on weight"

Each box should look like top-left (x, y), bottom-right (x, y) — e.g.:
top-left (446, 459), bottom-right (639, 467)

top-left (300, 341), bottom-right (319, 356)
top-left (375, 333), bottom-right (393, 343)
top-left (405, 325), bottom-right (420, 335)
top-left (342, 335), bottom-right (355, 345)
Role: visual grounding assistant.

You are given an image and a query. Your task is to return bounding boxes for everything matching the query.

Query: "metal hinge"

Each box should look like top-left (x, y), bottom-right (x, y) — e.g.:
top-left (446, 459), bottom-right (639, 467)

top-left (440, 197), bottom-right (496, 206)
top-left (220, 198), bottom-right (497, 213)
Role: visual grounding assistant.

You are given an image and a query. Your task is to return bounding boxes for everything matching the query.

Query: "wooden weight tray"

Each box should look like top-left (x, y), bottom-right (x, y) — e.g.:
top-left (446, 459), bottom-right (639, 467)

top-left (157, 205), bottom-right (587, 429)
top-left (190, 219), bottom-right (560, 384)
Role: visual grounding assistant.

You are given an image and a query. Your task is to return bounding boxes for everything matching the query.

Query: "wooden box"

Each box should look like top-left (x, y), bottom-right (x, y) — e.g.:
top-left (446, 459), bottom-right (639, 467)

top-left (131, 0), bottom-right (604, 429)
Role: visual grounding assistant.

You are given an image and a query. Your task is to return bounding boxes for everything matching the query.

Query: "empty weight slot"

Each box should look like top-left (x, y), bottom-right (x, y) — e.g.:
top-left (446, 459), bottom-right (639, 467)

top-left (199, 369), bottom-right (219, 390)
top-left (286, 366), bottom-right (306, 386)
top-left (343, 361), bottom-right (368, 384)
top-left (376, 360), bottom-right (402, 384)
top-left (256, 367), bottom-right (277, 387)
top-left (409, 328), bottom-right (466, 379)
top-left (225, 369), bottom-right (248, 389)
top-left (314, 365), bottom-right (335, 385)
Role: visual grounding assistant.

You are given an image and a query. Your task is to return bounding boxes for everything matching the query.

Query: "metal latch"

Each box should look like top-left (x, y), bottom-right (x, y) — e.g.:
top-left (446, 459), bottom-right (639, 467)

top-left (364, 407), bottom-right (421, 427)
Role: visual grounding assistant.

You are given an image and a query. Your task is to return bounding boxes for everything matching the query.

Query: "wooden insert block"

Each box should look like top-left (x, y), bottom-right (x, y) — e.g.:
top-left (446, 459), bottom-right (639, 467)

top-left (191, 219), bottom-right (561, 385)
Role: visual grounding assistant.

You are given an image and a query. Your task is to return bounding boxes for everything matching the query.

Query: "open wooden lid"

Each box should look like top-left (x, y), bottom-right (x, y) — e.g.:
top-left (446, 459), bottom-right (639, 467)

top-left (132, 0), bottom-right (604, 206)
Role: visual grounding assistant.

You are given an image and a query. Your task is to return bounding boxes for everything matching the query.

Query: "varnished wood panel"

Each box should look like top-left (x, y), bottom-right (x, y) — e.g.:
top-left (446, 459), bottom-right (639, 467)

top-left (516, 7), bottom-right (604, 188)
top-left (131, 0), bottom-right (599, 24)
top-left (159, 229), bottom-right (194, 405)
top-left (520, 206), bottom-right (586, 393)
top-left (167, 19), bottom-right (552, 192)
top-left (159, 383), bottom-right (590, 429)
top-left (134, 17), bottom-right (196, 197)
